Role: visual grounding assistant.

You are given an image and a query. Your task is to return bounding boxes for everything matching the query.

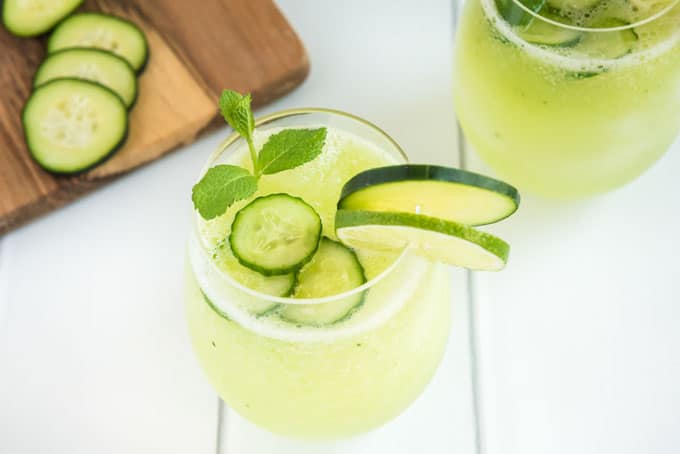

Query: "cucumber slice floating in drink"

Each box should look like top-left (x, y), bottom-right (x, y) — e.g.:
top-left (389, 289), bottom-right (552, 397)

top-left (230, 193), bottom-right (322, 276)
top-left (339, 165), bottom-right (519, 226)
top-left (578, 18), bottom-right (638, 58)
top-left (516, 14), bottom-right (583, 47)
top-left (336, 210), bottom-right (509, 271)
top-left (212, 241), bottom-right (296, 298)
top-left (281, 238), bottom-right (366, 326)
top-left (22, 78), bottom-right (128, 174)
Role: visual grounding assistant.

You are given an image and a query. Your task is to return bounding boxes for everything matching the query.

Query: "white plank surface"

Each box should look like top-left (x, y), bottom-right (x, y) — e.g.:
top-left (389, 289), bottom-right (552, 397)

top-left (0, 0), bottom-right (478, 453)
top-left (465, 141), bottom-right (680, 454)
top-left (0, 142), bottom-right (222, 454)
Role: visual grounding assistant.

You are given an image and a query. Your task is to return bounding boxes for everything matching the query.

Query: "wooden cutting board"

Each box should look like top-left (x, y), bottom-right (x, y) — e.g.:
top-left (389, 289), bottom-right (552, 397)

top-left (0, 0), bottom-right (309, 235)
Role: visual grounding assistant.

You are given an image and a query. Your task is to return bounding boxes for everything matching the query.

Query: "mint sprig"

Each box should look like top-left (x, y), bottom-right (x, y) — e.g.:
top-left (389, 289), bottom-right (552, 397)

top-left (192, 90), bottom-right (327, 220)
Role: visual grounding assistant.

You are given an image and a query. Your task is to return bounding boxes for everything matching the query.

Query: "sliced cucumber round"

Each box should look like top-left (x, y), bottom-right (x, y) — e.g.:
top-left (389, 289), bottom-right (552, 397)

top-left (281, 238), bottom-right (366, 326)
top-left (230, 194), bottom-right (322, 276)
top-left (496, 0), bottom-right (549, 26)
top-left (201, 290), bottom-right (231, 321)
top-left (34, 48), bottom-right (138, 108)
top-left (212, 240), bottom-right (295, 298)
top-left (336, 210), bottom-right (509, 271)
top-left (2, 0), bottom-right (83, 37)
top-left (547, 0), bottom-right (601, 10)
top-left (578, 19), bottom-right (638, 58)
top-left (47, 13), bottom-right (149, 72)
top-left (339, 165), bottom-right (519, 226)
top-left (22, 78), bottom-right (128, 174)
top-left (516, 14), bottom-right (583, 47)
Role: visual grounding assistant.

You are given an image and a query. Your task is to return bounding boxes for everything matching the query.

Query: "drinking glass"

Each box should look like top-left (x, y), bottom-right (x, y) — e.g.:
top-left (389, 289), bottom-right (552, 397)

top-left (185, 109), bottom-right (452, 438)
top-left (453, 0), bottom-right (680, 197)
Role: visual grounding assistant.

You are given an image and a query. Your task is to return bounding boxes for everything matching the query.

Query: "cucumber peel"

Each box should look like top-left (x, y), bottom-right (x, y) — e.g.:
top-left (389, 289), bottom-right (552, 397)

top-left (336, 210), bottom-right (510, 271)
top-left (339, 165), bottom-right (519, 226)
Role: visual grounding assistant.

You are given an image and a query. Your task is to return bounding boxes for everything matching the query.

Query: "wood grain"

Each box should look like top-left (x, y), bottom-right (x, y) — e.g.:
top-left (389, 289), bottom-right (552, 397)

top-left (0, 0), bottom-right (309, 235)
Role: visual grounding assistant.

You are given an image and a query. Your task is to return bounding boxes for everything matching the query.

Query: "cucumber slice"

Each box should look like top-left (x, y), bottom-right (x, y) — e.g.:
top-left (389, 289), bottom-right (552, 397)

top-left (22, 78), bottom-right (128, 174)
top-left (547, 0), bottom-right (601, 10)
top-left (230, 194), bottom-right (322, 276)
top-left (578, 19), bottom-right (638, 58)
top-left (496, 0), bottom-right (548, 26)
top-left (201, 290), bottom-right (231, 321)
top-left (336, 210), bottom-right (509, 271)
top-left (339, 165), bottom-right (519, 226)
top-left (2, 0), bottom-right (82, 37)
top-left (212, 240), bottom-right (295, 298)
top-left (34, 48), bottom-right (138, 108)
top-left (281, 238), bottom-right (366, 326)
top-left (48, 13), bottom-right (149, 72)
top-left (516, 14), bottom-right (583, 47)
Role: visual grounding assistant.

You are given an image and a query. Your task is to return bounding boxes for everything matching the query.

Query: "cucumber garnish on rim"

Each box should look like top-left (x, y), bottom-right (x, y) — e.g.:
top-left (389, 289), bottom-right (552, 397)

top-left (229, 193), bottom-right (322, 276)
top-left (336, 210), bottom-right (510, 271)
top-left (339, 165), bottom-right (519, 226)
top-left (281, 238), bottom-right (367, 326)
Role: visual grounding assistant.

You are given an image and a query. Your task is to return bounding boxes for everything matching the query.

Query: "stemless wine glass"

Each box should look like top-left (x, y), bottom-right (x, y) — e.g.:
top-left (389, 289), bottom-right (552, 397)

top-left (185, 109), bottom-right (452, 438)
top-left (453, 0), bottom-right (680, 198)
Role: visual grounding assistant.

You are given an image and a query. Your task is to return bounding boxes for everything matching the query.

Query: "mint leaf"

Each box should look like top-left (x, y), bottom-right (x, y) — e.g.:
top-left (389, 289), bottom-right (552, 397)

top-left (258, 128), bottom-right (327, 175)
top-left (192, 165), bottom-right (257, 220)
top-left (219, 90), bottom-right (254, 140)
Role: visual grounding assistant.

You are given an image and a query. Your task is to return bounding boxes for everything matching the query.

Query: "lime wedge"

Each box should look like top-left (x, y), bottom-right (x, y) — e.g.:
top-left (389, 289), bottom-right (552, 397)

top-left (335, 210), bottom-right (509, 271)
top-left (338, 165), bottom-right (519, 226)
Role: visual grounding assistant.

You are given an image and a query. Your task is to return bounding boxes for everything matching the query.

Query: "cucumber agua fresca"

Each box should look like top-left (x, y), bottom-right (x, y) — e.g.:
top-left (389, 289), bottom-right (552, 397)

top-left (190, 90), bottom-right (519, 328)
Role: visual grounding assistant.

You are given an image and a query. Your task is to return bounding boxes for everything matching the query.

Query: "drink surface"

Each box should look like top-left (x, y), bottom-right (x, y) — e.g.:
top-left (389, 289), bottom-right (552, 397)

top-left (186, 126), bottom-right (452, 437)
top-left (454, 0), bottom-right (680, 197)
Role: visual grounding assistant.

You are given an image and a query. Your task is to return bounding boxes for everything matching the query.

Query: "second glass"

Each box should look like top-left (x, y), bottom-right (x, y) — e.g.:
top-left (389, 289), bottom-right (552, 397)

top-left (453, 0), bottom-right (680, 198)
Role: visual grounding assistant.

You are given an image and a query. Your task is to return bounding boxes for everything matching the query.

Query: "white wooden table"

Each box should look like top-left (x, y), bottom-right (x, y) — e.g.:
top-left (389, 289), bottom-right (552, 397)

top-left (1, 1), bottom-right (678, 453)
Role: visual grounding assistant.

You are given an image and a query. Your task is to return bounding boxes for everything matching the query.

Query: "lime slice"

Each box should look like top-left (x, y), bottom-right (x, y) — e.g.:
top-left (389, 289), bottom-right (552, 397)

top-left (335, 210), bottom-right (509, 271)
top-left (338, 165), bottom-right (519, 226)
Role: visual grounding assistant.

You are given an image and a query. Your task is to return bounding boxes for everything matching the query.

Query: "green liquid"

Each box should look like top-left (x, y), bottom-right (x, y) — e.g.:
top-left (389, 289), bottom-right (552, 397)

top-left (454, 0), bottom-right (680, 197)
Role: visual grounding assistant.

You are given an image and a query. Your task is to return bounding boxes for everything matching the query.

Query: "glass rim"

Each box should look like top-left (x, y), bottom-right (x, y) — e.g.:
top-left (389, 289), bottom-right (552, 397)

top-left (191, 107), bottom-right (411, 305)
top-left (508, 0), bottom-right (680, 32)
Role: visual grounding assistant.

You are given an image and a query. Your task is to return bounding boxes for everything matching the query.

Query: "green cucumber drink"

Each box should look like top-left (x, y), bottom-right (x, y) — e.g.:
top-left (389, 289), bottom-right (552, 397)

top-left (185, 109), bottom-right (452, 438)
top-left (453, 0), bottom-right (680, 197)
